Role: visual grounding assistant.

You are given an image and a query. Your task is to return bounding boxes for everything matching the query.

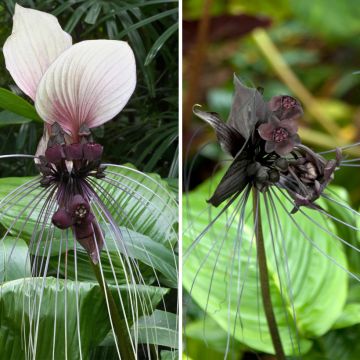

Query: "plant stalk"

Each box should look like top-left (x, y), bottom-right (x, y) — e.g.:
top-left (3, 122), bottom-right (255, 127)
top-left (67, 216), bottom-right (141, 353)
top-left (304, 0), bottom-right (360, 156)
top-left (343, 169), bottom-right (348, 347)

top-left (252, 188), bottom-right (285, 360)
top-left (90, 258), bottom-right (135, 360)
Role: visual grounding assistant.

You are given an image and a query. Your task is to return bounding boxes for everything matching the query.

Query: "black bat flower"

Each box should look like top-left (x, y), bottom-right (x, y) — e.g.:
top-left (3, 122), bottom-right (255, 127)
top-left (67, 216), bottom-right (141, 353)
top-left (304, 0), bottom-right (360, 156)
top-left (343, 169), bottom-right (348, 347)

top-left (193, 75), bottom-right (340, 212)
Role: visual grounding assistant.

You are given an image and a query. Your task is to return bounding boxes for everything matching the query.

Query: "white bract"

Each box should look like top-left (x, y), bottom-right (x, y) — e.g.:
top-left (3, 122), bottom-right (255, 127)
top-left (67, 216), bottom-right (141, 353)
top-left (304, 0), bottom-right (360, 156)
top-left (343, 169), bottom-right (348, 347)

top-left (4, 4), bottom-right (136, 141)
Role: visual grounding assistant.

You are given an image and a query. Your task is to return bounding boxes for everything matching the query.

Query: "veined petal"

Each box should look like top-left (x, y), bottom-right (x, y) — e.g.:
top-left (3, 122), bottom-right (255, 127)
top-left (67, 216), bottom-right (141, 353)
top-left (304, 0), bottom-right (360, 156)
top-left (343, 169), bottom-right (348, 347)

top-left (35, 40), bottom-right (136, 140)
top-left (3, 4), bottom-right (72, 100)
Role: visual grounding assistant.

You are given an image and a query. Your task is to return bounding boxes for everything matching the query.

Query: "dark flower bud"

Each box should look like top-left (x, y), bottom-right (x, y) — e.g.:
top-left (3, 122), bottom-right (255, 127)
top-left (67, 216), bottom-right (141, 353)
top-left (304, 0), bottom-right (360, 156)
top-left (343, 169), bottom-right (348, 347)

top-left (64, 143), bottom-right (83, 160)
top-left (274, 158), bottom-right (288, 171)
top-left (78, 123), bottom-right (92, 137)
top-left (83, 143), bottom-right (103, 161)
top-left (69, 194), bottom-right (90, 221)
top-left (268, 169), bottom-right (280, 183)
top-left (74, 221), bottom-right (94, 239)
top-left (45, 144), bottom-right (65, 164)
top-left (52, 208), bottom-right (74, 229)
top-left (268, 95), bottom-right (303, 121)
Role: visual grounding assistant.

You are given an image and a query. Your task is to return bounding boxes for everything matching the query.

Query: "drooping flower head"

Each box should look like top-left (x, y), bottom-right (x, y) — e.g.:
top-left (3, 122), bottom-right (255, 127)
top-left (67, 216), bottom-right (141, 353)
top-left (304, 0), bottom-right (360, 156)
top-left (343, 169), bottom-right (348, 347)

top-left (4, 4), bottom-right (136, 262)
top-left (193, 75), bottom-right (341, 212)
top-left (186, 75), bottom-right (359, 358)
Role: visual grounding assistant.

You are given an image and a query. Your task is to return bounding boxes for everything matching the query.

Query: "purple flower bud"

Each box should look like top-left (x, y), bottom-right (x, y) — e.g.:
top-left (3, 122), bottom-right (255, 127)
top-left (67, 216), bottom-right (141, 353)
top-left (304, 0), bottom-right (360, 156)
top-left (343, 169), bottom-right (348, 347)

top-left (268, 95), bottom-right (303, 121)
top-left (74, 221), bottom-right (94, 239)
top-left (52, 208), bottom-right (74, 229)
top-left (258, 118), bottom-right (300, 156)
top-left (69, 194), bottom-right (90, 221)
top-left (83, 143), bottom-right (103, 161)
top-left (64, 143), bottom-right (83, 160)
top-left (45, 144), bottom-right (65, 164)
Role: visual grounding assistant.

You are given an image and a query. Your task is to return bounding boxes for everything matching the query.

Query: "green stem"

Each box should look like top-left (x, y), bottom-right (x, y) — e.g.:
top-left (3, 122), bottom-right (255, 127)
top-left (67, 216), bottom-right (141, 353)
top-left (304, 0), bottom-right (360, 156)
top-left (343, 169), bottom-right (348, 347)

top-left (90, 259), bottom-right (135, 360)
top-left (252, 188), bottom-right (285, 360)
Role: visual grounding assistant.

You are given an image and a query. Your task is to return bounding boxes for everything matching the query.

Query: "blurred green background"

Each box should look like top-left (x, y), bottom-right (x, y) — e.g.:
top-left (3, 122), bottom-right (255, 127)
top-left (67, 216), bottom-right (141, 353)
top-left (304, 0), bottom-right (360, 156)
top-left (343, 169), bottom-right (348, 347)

top-left (183, 0), bottom-right (360, 359)
top-left (0, 0), bottom-right (178, 180)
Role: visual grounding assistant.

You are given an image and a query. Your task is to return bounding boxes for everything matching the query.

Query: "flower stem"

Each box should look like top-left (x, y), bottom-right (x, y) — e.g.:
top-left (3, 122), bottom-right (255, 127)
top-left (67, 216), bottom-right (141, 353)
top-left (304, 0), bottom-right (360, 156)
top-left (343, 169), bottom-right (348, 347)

top-left (252, 188), bottom-right (285, 360)
top-left (90, 258), bottom-right (135, 360)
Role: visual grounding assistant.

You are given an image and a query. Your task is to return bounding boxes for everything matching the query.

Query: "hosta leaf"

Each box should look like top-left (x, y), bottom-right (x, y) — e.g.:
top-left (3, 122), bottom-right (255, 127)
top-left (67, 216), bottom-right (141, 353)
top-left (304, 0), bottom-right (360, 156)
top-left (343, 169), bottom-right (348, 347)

top-left (183, 171), bottom-right (348, 355)
top-left (135, 310), bottom-right (178, 348)
top-left (0, 236), bottom-right (31, 282)
top-left (0, 277), bottom-right (167, 359)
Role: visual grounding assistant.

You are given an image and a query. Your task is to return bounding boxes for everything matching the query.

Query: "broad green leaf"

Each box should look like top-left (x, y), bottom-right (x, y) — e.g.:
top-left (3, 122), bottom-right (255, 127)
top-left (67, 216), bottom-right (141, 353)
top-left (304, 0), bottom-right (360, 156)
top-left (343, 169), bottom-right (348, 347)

top-left (185, 317), bottom-right (244, 359)
top-left (0, 277), bottom-right (167, 359)
top-left (0, 236), bottom-right (31, 282)
top-left (183, 171), bottom-right (348, 355)
top-left (135, 310), bottom-right (178, 348)
top-left (332, 303), bottom-right (360, 330)
top-left (0, 110), bottom-right (32, 127)
top-left (47, 229), bottom-right (177, 287)
top-left (162, 350), bottom-right (178, 359)
top-left (303, 324), bottom-right (360, 360)
top-left (0, 88), bottom-right (42, 122)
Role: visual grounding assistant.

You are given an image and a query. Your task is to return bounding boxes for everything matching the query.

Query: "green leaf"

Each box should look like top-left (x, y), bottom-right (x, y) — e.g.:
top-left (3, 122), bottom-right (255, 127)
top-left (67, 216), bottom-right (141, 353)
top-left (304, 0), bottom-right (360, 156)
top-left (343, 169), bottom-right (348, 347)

top-left (0, 277), bottom-right (166, 359)
top-left (185, 317), bottom-right (244, 359)
top-left (145, 22), bottom-right (178, 66)
top-left (332, 303), bottom-right (360, 330)
top-left (116, 8), bottom-right (178, 40)
top-left (84, 2), bottom-right (102, 24)
top-left (0, 236), bottom-right (31, 282)
top-left (0, 88), bottom-right (42, 122)
top-left (135, 310), bottom-right (178, 348)
top-left (183, 171), bottom-right (348, 355)
top-left (0, 110), bottom-right (32, 127)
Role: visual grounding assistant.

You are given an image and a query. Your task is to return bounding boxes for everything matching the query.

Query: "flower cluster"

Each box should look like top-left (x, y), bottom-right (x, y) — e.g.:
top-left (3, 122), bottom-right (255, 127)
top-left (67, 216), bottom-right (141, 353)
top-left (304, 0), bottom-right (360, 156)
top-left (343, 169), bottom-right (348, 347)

top-left (193, 75), bottom-right (341, 211)
top-left (3, 4), bottom-right (136, 262)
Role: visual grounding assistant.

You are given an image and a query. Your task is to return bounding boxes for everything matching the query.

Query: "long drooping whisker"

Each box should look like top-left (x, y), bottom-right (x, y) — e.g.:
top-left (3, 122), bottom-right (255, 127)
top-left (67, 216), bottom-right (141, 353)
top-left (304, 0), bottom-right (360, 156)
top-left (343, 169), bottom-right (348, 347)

top-left (52, 232), bottom-right (64, 359)
top-left (183, 125), bottom-right (208, 192)
top-left (88, 177), bottom-right (178, 338)
top-left (96, 176), bottom-right (178, 253)
top-left (341, 157), bottom-right (360, 163)
top-left (316, 207), bottom-right (359, 231)
top-left (270, 189), bottom-right (360, 282)
top-left (103, 164), bottom-right (177, 208)
top-left (27, 190), bottom-right (58, 359)
top-left (225, 186), bottom-right (251, 358)
top-left (89, 193), bottom-right (170, 358)
top-left (104, 169), bottom-right (177, 217)
top-left (32, 225), bottom-right (55, 358)
top-left (263, 193), bottom-right (299, 357)
top-left (87, 178), bottom-right (178, 293)
top-left (319, 142), bottom-right (360, 154)
top-left (204, 188), bottom-right (246, 334)
top-left (81, 188), bottom-right (140, 356)
top-left (0, 177), bottom-right (39, 210)
top-left (321, 193), bottom-right (360, 217)
top-left (184, 192), bottom-right (240, 260)
top-left (267, 193), bottom-right (302, 357)
top-left (278, 188), bottom-right (360, 253)
top-left (0, 154), bottom-right (36, 159)
top-left (73, 231), bottom-right (83, 360)
top-left (90, 224), bottom-right (134, 359)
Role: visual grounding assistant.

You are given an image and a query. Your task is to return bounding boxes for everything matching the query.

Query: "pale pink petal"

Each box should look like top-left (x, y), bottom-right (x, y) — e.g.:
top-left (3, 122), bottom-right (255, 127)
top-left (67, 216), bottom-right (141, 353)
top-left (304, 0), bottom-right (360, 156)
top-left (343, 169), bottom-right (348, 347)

top-left (35, 40), bottom-right (136, 142)
top-left (258, 122), bottom-right (275, 141)
top-left (3, 4), bottom-right (72, 100)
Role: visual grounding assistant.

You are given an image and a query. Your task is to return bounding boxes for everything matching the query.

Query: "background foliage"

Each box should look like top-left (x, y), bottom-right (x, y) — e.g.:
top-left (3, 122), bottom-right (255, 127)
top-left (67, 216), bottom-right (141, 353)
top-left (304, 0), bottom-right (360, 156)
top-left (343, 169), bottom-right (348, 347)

top-left (183, 0), bottom-right (360, 359)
